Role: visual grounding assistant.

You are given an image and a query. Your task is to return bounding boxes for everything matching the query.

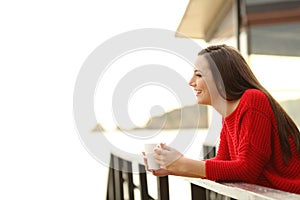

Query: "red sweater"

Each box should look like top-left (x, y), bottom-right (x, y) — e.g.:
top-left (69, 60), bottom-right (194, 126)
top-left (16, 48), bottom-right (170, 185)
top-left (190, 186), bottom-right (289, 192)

top-left (205, 89), bottom-right (300, 194)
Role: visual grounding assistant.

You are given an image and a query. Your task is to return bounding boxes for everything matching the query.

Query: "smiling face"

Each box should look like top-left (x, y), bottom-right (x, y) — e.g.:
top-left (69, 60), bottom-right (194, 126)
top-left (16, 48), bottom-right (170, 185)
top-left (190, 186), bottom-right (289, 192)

top-left (189, 55), bottom-right (218, 105)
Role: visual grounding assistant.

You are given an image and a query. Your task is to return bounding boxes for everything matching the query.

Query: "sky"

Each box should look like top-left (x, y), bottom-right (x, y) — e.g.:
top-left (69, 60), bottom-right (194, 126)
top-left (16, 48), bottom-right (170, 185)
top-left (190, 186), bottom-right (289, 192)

top-left (0, 1), bottom-right (191, 199)
top-left (94, 48), bottom-right (199, 130)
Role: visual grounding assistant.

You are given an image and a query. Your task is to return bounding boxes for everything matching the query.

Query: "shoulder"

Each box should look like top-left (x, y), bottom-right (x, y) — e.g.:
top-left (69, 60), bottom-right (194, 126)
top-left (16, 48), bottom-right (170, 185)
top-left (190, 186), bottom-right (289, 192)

top-left (225, 89), bottom-right (274, 122)
top-left (241, 89), bottom-right (269, 105)
top-left (239, 89), bottom-right (273, 115)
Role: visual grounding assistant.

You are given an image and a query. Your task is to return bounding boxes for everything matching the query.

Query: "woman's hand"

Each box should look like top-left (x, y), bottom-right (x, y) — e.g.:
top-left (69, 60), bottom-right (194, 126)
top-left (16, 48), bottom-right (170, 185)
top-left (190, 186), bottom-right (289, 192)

top-left (153, 143), bottom-right (183, 171)
top-left (142, 152), bottom-right (172, 177)
top-left (143, 144), bottom-right (206, 178)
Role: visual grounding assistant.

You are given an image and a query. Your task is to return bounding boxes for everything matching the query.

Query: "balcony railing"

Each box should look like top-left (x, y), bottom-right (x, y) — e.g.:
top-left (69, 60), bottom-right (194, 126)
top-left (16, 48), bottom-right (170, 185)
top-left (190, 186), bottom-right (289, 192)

top-left (106, 144), bottom-right (300, 200)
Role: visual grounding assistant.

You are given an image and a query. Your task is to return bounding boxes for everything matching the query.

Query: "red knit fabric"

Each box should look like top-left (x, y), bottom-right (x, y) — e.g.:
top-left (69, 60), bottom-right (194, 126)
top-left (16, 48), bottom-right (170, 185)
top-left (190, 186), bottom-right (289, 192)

top-left (205, 89), bottom-right (300, 194)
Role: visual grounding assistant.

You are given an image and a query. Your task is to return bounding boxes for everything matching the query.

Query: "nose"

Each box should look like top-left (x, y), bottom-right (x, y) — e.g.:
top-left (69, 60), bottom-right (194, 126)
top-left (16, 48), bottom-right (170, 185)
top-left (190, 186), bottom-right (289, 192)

top-left (189, 76), bottom-right (195, 87)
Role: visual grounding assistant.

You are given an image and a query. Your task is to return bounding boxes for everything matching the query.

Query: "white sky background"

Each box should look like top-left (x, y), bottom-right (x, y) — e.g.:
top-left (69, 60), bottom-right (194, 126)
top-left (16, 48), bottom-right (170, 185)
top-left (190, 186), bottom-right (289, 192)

top-left (94, 49), bottom-right (198, 130)
top-left (0, 1), bottom-right (191, 199)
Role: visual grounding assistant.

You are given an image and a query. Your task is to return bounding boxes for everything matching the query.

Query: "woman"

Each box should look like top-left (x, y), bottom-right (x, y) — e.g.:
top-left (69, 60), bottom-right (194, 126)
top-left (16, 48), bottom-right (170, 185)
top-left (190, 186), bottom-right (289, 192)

top-left (144, 44), bottom-right (300, 194)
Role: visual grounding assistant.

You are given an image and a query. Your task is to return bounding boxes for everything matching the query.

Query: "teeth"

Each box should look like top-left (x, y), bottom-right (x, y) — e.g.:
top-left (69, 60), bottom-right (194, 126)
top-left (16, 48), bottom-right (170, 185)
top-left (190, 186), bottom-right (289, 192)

top-left (194, 89), bottom-right (202, 96)
top-left (194, 90), bottom-right (202, 95)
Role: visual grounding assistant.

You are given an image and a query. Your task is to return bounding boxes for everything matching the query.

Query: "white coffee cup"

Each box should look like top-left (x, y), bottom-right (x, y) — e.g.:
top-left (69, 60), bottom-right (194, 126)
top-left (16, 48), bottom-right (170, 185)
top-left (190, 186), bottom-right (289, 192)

top-left (144, 143), bottom-right (160, 170)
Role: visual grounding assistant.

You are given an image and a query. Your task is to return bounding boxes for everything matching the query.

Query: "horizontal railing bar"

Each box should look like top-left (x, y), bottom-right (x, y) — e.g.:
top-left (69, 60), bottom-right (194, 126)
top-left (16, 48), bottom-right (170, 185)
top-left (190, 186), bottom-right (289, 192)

top-left (185, 177), bottom-right (300, 200)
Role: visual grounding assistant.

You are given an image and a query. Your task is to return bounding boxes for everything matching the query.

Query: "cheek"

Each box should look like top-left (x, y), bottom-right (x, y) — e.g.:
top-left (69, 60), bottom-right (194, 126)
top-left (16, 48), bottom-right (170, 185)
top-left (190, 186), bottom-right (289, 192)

top-left (197, 78), bottom-right (208, 90)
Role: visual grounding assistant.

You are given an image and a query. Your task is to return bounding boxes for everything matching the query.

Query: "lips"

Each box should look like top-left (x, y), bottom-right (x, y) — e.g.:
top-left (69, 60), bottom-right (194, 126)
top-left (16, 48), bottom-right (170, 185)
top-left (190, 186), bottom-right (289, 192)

top-left (194, 89), bottom-right (202, 96)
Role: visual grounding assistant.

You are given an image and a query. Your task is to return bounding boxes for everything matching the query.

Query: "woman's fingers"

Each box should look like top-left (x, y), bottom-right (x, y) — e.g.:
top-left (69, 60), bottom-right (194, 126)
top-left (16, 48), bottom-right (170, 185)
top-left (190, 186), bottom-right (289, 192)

top-left (154, 144), bottom-right (171, 154)
top-left (154, 144), bottom-right (183, 168)
top-left (152, 168), bottom-right (171, 177)
top-left (142, 151), bottom-right (147, 162)
top-left (154, 147), bottom-right (164, 155)
top-left (147, 143), bottom-right (181, 170)
top-left (153, 151), bottom-right (168, 168)
top-left (142, 151), bottom-right (152, 172)
top-left (160, 143), bottom-right (172, 151)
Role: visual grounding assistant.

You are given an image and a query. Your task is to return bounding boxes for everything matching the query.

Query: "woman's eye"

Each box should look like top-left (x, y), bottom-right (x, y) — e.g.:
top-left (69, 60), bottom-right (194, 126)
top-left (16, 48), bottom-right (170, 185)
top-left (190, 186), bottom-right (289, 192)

top-left (196, 74), bottom-right (202, 77)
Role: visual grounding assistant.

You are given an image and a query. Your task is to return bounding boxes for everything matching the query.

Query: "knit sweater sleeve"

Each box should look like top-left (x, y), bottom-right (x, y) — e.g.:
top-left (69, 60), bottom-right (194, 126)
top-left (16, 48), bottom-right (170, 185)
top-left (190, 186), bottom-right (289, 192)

top-left (211, 126), bottom-right (230, 160)
top-left (205, 109), bottom-right (272, 183)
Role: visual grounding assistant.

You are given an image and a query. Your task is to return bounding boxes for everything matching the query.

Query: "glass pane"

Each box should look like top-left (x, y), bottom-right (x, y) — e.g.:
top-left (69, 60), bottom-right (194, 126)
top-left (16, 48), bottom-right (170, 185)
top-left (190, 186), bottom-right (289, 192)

top-left (246, 0), bottom-right (287, 5)
top-left (250, 22), bottom-right (300, 57)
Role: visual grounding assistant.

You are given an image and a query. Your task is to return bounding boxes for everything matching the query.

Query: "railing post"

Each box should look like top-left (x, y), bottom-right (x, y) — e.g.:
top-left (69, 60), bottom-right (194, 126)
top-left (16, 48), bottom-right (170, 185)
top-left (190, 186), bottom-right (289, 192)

top-left (138, 164), bottom-right (153, 200)
top-left (157, 176), bottom-right (169, 200)
top-left (203, 145), bottom-right (216, 159)
top-left (191, 183), bottom-right (206, 200)
top-left (112, 155), bottom-right (124, 200)
top-left (106, 156), bottom-right (115, 200)
top-left (123, 159), bottom-right (135, 200)
top-left (191, 144), bottom-right (217, 200)
top-left (107, 153), bottom-right (168, 200)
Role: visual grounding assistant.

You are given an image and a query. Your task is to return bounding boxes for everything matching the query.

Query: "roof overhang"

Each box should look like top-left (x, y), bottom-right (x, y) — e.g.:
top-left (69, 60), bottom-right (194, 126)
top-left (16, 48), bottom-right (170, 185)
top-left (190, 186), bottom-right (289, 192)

top-left (176, 0), bottom-right (235, 42)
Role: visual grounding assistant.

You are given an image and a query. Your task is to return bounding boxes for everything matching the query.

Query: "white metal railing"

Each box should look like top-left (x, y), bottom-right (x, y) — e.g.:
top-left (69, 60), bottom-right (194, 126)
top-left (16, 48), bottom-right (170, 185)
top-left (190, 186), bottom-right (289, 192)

top-left (186, 177), bottom-right (300, 200)
top-left (106, 146), bottom-right (300, 200)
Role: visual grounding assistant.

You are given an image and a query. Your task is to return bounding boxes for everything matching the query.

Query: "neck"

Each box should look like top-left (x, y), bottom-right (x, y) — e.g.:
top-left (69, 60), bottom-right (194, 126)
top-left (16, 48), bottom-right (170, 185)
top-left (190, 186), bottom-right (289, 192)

top-left (211, 97), bottom-right (240, 117)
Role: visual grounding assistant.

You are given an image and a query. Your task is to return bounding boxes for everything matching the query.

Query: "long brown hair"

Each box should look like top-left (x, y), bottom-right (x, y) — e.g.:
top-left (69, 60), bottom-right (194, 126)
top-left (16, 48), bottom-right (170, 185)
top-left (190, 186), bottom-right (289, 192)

top-left (199, 44), bottom-right (300, 164)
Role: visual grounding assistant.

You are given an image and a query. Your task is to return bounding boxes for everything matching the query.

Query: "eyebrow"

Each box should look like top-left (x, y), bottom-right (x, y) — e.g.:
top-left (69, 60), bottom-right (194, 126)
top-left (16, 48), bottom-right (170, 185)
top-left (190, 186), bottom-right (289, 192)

top-left (194, 69), bottom-right (202, 73)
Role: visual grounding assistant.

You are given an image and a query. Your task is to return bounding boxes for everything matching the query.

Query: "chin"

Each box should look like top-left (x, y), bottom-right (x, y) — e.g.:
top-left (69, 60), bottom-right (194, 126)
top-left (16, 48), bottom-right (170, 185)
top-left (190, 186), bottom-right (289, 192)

top-left (196, 99), bottom-right (205, 105)
top-left (197, 98), bottom-right (210, 105)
